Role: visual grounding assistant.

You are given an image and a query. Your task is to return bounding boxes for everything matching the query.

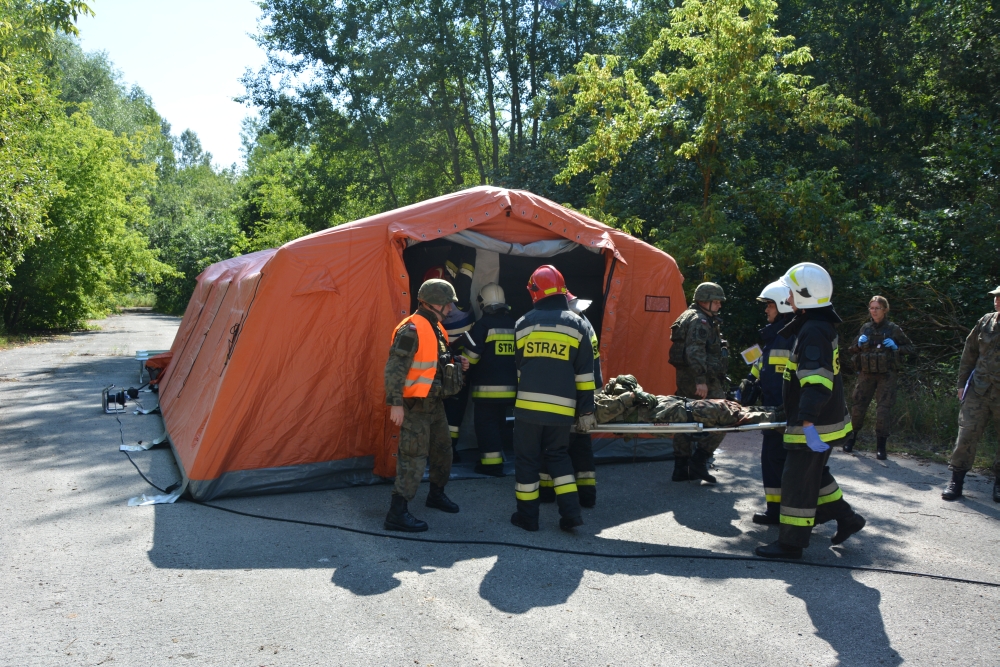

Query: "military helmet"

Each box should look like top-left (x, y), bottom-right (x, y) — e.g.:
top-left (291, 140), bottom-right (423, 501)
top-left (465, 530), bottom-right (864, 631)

top-left (418, 279), bottom-right (458, 306)
top-left (693, 282), bottom-right (726, 303)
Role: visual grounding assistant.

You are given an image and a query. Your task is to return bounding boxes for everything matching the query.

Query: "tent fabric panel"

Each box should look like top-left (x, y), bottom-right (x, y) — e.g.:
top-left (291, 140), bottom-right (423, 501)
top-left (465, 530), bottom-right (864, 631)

top-left (189, 224), bottom-right (398, 481)
top-left (187, 456), bottom-right (381, 501)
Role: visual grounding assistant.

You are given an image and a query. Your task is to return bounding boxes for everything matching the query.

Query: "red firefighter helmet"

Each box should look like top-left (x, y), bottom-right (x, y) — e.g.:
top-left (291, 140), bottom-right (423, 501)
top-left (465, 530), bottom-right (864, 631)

top-left (423, 266), bottom-right (450, 283)
top-left (527, 265), bottom-right (568, 304)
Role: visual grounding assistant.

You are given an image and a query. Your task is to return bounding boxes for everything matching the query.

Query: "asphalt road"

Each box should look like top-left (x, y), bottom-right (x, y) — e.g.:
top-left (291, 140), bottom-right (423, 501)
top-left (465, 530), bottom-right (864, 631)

top-left (1, 311), bottom-right (999, 666)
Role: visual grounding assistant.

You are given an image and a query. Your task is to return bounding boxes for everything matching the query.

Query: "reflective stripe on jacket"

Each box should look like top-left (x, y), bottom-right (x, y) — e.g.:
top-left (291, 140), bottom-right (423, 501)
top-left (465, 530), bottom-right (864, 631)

top-left (392, 314), bottom-right (448, 398)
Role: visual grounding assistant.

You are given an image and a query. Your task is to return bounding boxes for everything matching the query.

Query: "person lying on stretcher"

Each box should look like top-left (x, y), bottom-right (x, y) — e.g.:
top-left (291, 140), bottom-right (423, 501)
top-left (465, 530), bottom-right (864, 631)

top-left (593, 375), bottom-right (783, 427)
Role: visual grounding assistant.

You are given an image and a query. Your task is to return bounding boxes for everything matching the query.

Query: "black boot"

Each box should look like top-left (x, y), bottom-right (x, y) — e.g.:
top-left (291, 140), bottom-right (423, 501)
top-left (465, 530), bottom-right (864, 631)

top-left (672, 456), bottom-right (691, 482)
top-left (384, 495), bottom-right (428, 532)
top-left (994, 477), bottom-right (1000, 503)
top-left (942, 470), bottom-right (966, 501)
top-left (559, 515), bottom-right (584, 531)
top-left (510, 499), bottom-right (540, 532)
top-left (831, 512), bottom-right (866, 545)
top-left (755, 540), bottom-right (802, 559)
top-left (474, 462), bottom-right (505, 477)
top-left (876, 436), bottom-right (887, 460)
top-left (425, 484), bottom-right (459, 513)
top-left (578, 485), bottom-right (597, 509)
top-left (688, 448), bottom-right (717, 484)
top-left (842, 432), bottom-right (856, 453)
top-left (752, 506), bottom-right (779, 525)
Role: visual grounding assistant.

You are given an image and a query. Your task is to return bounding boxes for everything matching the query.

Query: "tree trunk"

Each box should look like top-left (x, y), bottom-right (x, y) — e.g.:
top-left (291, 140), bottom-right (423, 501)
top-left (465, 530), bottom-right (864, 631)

top-left (479, 0), bottom-right (500, 173)
top-left (500, 0), bottom-right (523, 160)
top-left (529, 0), bottom-right (540, 149)
top-left (458, 75), bottom-right (487, 184)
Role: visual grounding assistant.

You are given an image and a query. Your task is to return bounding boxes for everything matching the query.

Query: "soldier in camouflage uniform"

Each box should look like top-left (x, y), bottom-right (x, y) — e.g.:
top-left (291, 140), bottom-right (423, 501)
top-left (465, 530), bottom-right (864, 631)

top-left (594, 375), bottom-right (781, 427)
top-left (668, 282), bottom-right (730, 483)
top-left (845, 295), bottom-right (916, 459)
top-left (943, 286), bottom-right (1000, 503)
top-left (383, 279), bottom-right (468, 532)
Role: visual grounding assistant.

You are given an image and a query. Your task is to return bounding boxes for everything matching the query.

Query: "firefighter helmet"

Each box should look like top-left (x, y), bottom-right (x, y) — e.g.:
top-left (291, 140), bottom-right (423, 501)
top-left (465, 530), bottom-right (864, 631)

top-left (757, 280), bottom-right (793, 314)
top-left (527, 265), bottom-right (568, 304)
top-left (780, 262), bottom-right (833, 309)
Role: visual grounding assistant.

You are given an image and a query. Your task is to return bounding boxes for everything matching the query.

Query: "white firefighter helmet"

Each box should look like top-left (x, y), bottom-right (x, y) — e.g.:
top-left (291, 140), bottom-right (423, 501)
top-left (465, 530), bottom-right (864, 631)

top-left (566, 291), bottom-right (592, 314)
top-left (780, 262), bottom-right (833, 309)
top-left (478, 282), bottom-right (506, 308)
top-left (757, 280), bottom-right (793, 314)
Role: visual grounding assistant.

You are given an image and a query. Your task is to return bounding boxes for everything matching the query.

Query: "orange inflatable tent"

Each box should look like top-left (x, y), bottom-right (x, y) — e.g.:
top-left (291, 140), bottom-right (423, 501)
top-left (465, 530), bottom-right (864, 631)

top-left (155, 187), bottom-right (686, 500)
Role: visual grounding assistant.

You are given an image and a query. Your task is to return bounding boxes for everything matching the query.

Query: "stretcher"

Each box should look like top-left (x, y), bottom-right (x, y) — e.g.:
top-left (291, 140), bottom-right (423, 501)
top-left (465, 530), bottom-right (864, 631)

top-left (589, 422), bottom-right (787, 434)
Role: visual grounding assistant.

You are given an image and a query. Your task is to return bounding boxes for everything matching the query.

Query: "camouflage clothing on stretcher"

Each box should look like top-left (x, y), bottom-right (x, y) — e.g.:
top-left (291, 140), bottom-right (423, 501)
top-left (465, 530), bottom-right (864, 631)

top-left (594, 375), bottom-right (781, 427)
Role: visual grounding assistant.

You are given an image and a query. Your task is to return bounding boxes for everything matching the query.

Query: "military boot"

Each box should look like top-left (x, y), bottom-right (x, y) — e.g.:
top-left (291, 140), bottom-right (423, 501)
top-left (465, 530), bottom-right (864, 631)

top-left (876, 436), bottom-right (888, 461)
top-left (384, 495), bottom-right (428, 532)
top-left (993, 477), bottom-right (1000, 503)
top-left (941, 470), bottom-right (966, 501)
top-left (688, 448), bottom-right (717, 484)
top-left (425, 484), bottom-right (459, 513)
top-left (842, 432), bottom-right (856, 453)
top-left (671, 456), bottom-right (691, 482)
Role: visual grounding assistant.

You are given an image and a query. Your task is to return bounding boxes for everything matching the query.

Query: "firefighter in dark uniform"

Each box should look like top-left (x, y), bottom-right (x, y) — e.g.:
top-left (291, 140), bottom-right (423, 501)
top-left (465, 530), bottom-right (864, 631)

top-left (383, 279), bottom-right (469, 532)
top-left (463, 283), bottom-right (517, 477)
top-left (756, 262), bottom-right (867, 559)
top-left (426, 245), bottom-right (477, 461)
top-left (737, 280), bottom-right (796, 524)
top-left (844, 295), bottom-right (916, 459)
top-left (538, 291), bottom-right (603, 507)
top-left (668, 282), bottom-right (729, 484)
top-left (510, 265), bottom-right (596, 532)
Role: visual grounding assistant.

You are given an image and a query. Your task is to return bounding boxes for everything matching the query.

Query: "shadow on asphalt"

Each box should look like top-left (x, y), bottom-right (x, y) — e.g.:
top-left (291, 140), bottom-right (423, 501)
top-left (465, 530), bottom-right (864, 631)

top-left (10, 354), bottom-right (979, 666)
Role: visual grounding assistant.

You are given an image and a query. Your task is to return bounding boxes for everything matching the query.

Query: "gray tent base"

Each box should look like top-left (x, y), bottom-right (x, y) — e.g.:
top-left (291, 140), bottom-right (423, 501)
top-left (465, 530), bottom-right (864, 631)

top-left (170, 433), bottom-right (675, 501)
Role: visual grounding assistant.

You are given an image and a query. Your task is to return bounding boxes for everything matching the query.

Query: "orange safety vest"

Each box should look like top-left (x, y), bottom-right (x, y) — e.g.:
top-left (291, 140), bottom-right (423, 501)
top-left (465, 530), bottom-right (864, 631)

top-left (392, 313), bottom-right (448, 398)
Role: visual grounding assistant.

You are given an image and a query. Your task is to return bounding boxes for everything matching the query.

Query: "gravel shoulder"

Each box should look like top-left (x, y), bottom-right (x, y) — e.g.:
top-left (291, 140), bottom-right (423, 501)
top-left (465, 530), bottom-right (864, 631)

top-left (1, 312), bottom-right (998, 666)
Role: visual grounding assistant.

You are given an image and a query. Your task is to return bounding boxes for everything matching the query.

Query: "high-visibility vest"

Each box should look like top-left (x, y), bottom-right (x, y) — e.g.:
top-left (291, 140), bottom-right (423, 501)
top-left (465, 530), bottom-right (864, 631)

top-left (392, 313), bottom-right (448, 398)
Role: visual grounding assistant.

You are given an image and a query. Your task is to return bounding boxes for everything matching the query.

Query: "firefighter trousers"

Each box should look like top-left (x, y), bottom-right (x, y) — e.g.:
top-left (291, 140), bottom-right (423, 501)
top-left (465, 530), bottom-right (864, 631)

top-left (760, 429), bottom-right (786, 517)
top-left (513, 420), bottom-right (580, 522)
top-left (779, 446), bottom-right (855, 548)
top-left (473, 400), bottom-right (513, 466)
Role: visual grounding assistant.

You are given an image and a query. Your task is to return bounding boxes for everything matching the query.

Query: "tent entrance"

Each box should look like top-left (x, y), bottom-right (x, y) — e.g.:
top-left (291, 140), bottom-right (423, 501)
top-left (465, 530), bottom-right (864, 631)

top-left (402, 237), bottom-right (607, 328)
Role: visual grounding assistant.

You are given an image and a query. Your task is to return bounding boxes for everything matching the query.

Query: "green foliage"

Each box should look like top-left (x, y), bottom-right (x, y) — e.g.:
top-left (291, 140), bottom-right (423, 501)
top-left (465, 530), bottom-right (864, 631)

top-left (2, 111), bottom-right (175, 329)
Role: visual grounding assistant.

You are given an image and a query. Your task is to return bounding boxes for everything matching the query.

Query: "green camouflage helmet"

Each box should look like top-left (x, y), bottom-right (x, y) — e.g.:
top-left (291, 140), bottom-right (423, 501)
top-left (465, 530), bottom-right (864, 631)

top-left (693, 282), bottom-right (726, 303)
top-left (418, 278), bottom-right (458, 306)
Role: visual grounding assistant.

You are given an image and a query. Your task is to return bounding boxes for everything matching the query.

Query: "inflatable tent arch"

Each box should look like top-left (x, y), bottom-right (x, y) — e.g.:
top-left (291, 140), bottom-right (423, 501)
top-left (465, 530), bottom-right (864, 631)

top-left (154, 187), bottom-right (687, 500)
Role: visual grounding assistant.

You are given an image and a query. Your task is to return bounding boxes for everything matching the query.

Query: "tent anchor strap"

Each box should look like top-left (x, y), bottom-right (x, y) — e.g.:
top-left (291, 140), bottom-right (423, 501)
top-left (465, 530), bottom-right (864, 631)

top-left (589, 422), bottom-right (786, 435)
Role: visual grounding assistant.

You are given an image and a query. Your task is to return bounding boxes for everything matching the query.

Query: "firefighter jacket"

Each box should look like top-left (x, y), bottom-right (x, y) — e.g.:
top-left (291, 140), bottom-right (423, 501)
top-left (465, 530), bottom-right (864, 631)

top-left (442, 245), bottom-right (477, 344)
top-left (514, 294), bottom-right (596, 425)
top-left (958, 311), bottom-right (1000, 394)
top-left (849, 319), bottom-right (915, 374)
top-left (779, 306), bottom-right (852, 447)
top-left (745, 312), bottom-right (796, 406)
top-left (384, 309), bottom-right (450, 405)
top-left (669, 304), bottom-right (728, 385)
top-left (465, 307), bottom-right (518, 402)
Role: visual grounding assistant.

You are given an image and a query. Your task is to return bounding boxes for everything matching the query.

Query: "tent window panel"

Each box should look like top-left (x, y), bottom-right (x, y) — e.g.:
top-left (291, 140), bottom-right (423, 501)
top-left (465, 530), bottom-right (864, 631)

top-left (645, 295), bottom-right (671, 312)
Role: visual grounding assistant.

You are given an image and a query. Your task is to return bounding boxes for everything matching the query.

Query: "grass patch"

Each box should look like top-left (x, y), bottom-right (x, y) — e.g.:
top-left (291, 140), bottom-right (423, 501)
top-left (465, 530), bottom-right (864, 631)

top-left (112, 292), bottom-right (157, 309)
top-left (846, 376), bottom-right (998, 471)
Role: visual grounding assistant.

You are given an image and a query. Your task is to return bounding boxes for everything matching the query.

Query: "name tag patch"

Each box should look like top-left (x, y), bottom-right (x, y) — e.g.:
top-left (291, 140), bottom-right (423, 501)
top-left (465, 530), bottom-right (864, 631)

top-left (524, 340), bottom-right (570, 360)
top-left (496, 340), bottom-right (515, 355)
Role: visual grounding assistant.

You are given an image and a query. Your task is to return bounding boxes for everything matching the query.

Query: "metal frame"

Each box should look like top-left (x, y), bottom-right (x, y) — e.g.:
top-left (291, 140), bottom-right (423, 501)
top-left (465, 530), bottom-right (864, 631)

top-left (590, 422), bottom-right (786, 434)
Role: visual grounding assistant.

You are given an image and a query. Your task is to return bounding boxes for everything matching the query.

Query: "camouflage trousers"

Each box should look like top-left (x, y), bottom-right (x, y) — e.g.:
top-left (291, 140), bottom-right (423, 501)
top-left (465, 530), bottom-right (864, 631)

top-left (950, 384), bottom-right (1000, 476)
top-left (672, 370), bottom-right (726, 458)
top-left (851, 372), bottom-right (897, 438)
top-left (393, 397), bottom-right (452, 501)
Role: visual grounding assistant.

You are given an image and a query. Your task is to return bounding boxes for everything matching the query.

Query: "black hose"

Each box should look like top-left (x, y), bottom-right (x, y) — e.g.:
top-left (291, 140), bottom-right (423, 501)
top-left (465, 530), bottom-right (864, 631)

top-left (119, 447), bottom-right (1000, 589)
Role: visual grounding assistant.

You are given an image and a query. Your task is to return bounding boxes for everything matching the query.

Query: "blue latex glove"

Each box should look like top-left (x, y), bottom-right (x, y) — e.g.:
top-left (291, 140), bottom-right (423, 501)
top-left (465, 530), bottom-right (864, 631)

top-left (803, 425), bottom-right (830, 453)
top-left (883, 338), bottom-right (897, 350)
top-left (734, 389), bottom-right (742, 403)
top-left (858, 334), bottom-right (868, 345)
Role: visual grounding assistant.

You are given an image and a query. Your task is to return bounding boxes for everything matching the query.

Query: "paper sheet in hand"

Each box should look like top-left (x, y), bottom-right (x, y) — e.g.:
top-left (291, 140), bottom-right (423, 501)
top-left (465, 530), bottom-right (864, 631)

top-left (740, 344), bottom-right (763, 365)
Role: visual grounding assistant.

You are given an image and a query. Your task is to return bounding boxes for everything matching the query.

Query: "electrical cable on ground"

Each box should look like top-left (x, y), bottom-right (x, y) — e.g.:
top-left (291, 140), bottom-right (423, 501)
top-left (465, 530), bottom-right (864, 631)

top-left (120, 449), bottom-right (1000, 590)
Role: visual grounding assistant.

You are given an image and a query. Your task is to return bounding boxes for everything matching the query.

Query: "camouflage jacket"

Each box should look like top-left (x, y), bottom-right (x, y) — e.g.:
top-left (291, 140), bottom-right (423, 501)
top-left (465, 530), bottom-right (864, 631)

top-left (595, 376), bottom-right (778, 426)
top-left (384, 308), bottom-right (450, 406)
top-left (958, 311), bottom-right (1000, 393)
top-left (669, 305), bottom-right (728, 384)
